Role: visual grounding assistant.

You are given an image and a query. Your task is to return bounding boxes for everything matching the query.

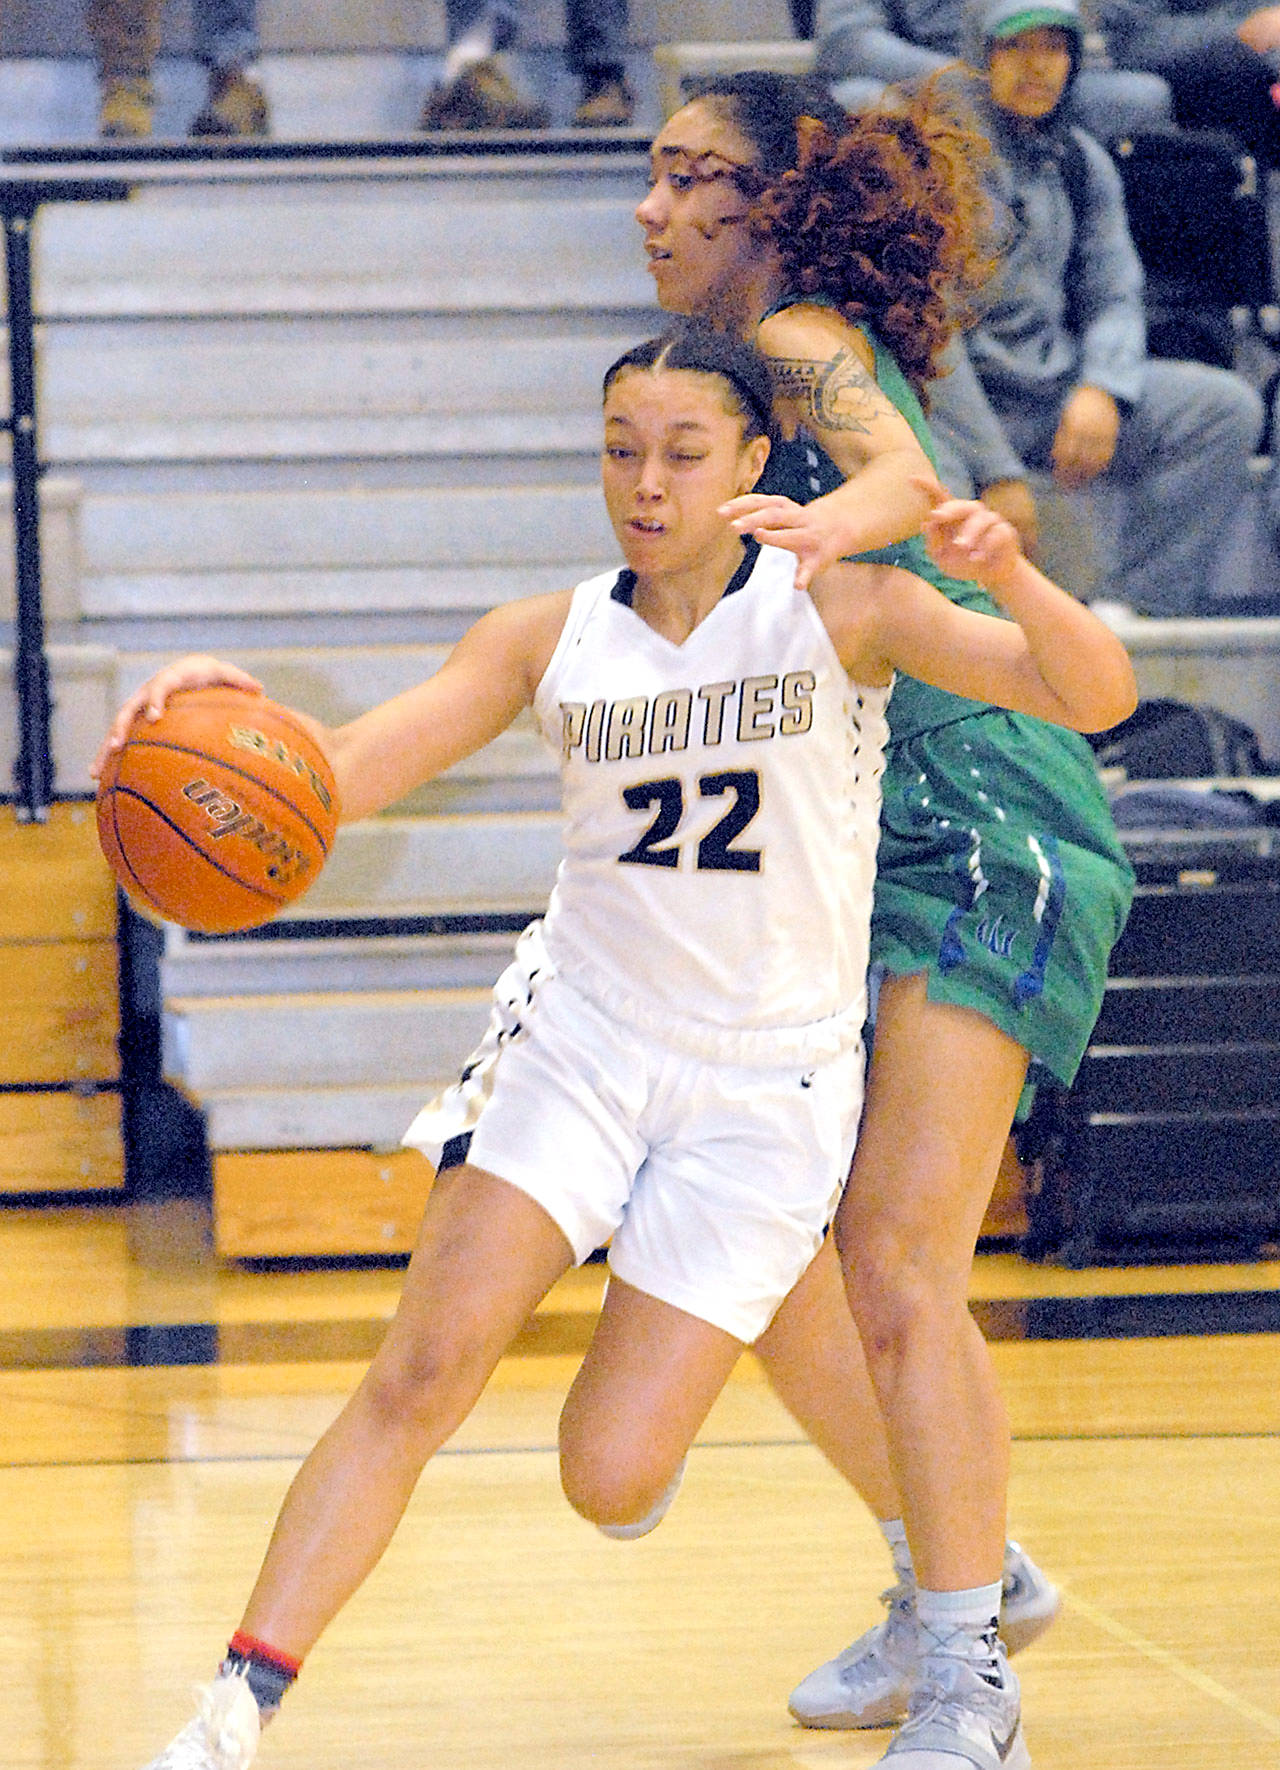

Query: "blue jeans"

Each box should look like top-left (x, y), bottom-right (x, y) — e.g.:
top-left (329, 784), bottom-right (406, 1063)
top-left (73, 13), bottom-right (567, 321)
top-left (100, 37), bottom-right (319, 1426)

top-left (86, 0), bottom-right (257, 78)
top-left (443, 0), bottom-right (627, 73)
top-left (194, 0), bottom-right (258, 73)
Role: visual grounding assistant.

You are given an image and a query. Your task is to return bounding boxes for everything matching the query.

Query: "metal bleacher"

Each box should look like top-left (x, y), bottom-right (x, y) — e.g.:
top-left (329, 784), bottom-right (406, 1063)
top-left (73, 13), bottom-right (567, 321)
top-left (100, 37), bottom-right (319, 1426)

top-left (10, 143), bottom-right (661, 1246)
top-left (0, 1), bottom-right (806, 1251)
top-left (3, 0), bottom-right (1280, 1252)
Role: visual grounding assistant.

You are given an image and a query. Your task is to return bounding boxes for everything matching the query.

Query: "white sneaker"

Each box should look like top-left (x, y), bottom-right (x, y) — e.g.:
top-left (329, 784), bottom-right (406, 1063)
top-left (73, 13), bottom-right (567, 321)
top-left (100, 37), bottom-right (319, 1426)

top-left (1087, 597), bottom-right (1138, 628)
top-left (597, 1458), bottom-right (686, 1540)
top-left (788, 1543), bottom-right (1059, 1729)
top-left (877, 1643), bottom-right (1030, 1770)
top-left (999, 1539), bottom-right (1061, 1655)
top-left (141, 1669), bottom-right (261, 1770)
top-left (788, 1580), bottom-right (918, 1728)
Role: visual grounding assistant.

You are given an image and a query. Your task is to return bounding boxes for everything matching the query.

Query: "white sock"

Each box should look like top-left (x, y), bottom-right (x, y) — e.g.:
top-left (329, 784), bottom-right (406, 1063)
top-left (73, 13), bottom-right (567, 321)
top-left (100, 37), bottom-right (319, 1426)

top-left (878, 1517), bottom-right (915, 1585)
top-left (443, 21), bottom-right (495, 83)
top-left (916, 1582), bottom-right (1003, 1675)
top-left (596, 1457), bottom-right (686, 1541)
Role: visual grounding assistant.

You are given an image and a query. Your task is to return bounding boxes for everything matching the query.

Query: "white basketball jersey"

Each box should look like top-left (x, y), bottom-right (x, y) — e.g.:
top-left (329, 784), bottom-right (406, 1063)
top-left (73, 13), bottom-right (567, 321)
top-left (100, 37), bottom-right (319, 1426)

top-left (533, 542), bottom-right (891, 1065)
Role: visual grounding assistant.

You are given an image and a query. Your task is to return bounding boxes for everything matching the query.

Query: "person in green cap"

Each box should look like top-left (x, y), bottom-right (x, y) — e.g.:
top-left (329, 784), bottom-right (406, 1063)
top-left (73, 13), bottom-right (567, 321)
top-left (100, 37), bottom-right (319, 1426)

top-left (922, 0), bottom-right (1263, 617)
top-left (813, 0), bottom-right (1172, 140)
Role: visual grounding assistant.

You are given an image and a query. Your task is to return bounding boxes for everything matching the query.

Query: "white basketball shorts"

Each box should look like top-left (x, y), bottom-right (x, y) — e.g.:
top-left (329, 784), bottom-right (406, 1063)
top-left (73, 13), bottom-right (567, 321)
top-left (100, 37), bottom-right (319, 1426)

top-left (402, 927), bottom-right (864, 1343)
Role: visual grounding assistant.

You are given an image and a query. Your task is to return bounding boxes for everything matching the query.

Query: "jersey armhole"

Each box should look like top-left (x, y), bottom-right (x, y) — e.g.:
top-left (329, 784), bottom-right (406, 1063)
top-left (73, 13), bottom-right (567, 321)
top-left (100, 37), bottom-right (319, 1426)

top-left (531, 576), bottom-right (607, 729)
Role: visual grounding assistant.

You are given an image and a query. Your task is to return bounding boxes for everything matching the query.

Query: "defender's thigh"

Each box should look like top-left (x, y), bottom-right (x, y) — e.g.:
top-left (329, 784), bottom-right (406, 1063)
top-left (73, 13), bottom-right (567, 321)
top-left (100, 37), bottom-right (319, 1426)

top-left (838, 972), bottom-right (1028, 1276)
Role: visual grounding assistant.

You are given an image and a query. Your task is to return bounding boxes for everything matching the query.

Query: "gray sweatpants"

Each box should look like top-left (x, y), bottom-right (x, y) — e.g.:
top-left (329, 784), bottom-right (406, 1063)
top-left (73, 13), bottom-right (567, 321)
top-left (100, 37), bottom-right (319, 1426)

top-left (934, 359), bottom-right (1264, 616)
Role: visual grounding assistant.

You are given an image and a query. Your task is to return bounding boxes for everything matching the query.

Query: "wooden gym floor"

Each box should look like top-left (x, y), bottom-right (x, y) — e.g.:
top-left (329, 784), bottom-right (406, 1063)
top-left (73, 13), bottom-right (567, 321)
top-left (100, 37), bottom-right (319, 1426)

top-left (2, 1200), bottom-right (1278, 1770)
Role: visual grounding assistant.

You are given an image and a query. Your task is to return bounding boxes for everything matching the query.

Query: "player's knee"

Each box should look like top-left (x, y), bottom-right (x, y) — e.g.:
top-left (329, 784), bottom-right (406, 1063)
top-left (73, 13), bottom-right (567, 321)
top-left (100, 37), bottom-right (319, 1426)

top-left (361, 1330), bottom-right (488, 1443)
top-left (559, 1437), bottom-right (666, 1528)
top-left (842, 1243), bottom-right (923, 1353)
top-left (836, 1216), bottom-right (956, 1360)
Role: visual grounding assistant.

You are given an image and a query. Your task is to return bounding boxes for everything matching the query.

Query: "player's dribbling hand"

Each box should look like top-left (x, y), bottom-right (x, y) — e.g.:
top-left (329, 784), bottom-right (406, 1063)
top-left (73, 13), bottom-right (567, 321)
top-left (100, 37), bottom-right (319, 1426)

top-left (718, 492), bottom-right (840, 590)
top-left (913, 477), bottom-right (1024, 591)
top-left (91, 655), bottom-right (264, 779)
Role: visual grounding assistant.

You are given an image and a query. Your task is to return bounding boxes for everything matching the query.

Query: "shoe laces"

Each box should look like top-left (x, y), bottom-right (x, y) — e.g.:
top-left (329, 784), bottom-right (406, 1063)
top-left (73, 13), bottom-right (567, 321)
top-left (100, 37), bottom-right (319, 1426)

top-left (192, 1671), bottom-right (260, 1768)
top-left (1002, 1541), bottom-right (1029, 1602)
top-left (835, 1581), bottom-right (918, 1683)
top-left (903, 1637), bottom-right (1013, 1738)
top-left (881, 1580), bottom-right (917, 1641)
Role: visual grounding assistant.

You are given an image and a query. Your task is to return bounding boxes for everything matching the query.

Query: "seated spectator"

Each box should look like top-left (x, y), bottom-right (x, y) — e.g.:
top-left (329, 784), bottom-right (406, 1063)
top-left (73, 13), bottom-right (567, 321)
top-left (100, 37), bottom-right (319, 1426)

top-left (814, 0), bottom-right (1172, 137)
top-left (1267, 379), bottom-right (1280, 543)
top-left (1096, 0), bottom-right (1280, 167)
top-left (86, 0), bottom-right (268, 139)
top-left (420, 0), bottom-right (633, 129)
top-left (924, 0), bottom-right (1264, 617)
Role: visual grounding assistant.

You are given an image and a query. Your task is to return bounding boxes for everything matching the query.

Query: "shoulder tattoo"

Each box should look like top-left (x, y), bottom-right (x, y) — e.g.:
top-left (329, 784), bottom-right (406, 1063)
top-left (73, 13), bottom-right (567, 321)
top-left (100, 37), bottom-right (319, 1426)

top-left (768, 347), bottom-right (894, 436)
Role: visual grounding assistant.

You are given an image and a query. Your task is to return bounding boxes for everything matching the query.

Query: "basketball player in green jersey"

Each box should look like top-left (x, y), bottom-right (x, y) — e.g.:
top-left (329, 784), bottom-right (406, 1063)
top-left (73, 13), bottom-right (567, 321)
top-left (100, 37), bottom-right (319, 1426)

top-left (638, 71), bottom-right (1137, 1770)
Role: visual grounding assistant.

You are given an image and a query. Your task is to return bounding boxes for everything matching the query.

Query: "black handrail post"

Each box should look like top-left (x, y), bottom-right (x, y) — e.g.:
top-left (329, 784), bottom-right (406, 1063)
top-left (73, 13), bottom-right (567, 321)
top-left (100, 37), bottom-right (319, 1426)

top-left (0, 173), bottom-right (130, 825)
top-left (4, 195), bottom-right (52, 822)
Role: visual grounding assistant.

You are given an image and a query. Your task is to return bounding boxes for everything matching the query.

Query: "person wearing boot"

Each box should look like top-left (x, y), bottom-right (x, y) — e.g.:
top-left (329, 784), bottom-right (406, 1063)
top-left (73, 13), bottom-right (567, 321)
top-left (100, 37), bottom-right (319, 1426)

top-left (86, 0), bottom-right (269, 140)
top-left (419, 0), bottom-right (633, 130)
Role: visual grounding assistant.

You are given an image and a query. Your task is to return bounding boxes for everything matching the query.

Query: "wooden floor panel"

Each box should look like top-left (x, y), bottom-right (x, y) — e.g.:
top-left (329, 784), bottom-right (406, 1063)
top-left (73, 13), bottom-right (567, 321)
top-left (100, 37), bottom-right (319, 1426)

top-left (2, 1427), bottom-right (1276, 1770)
top-left (1, 1201), bottom-right (1277, 1768)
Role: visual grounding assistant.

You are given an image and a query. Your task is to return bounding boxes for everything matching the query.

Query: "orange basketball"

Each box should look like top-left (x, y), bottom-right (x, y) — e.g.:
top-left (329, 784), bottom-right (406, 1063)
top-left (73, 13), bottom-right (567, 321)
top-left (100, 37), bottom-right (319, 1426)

top-left (96, 685), bottom-right (340, 933)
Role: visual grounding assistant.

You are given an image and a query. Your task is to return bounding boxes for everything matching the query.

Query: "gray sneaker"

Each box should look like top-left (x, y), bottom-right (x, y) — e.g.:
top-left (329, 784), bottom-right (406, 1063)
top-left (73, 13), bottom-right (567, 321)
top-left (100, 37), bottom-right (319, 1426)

top-left (140, 1670), bottom-right (261, 1770)
top-left (788, 1580), bottom-right (918, 1728)
top-left (877, 1645), bottom-right (1030, 1770)
top-left (788, 1542), bottom-right (1059, 1730)
top-left (999, 1540), bottom-right (1060, 1655)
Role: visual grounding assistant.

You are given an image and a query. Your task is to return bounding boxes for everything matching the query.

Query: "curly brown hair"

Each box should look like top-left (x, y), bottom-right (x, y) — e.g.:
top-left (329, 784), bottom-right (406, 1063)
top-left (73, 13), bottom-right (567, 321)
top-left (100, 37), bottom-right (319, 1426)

top-left (690, 70), bottom-right (996, 394)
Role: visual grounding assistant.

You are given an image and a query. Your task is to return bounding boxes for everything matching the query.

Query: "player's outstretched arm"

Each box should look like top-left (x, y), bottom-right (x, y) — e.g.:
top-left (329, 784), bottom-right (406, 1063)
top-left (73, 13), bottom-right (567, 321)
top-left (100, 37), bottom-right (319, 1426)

top-left (910, 484), bottom-right (1137, 730)
top-left (91, 593), bottom-right (572, 824)
top-left (815, 487), bottom-right (1137, 732)
top-left (321, 594), bottom-right (568, 822)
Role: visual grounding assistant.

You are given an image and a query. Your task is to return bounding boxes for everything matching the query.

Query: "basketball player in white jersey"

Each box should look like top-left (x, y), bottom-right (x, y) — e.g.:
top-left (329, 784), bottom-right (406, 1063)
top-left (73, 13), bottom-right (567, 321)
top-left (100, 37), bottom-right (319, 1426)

top-left (95, 320), bottom-right (1134, 1770)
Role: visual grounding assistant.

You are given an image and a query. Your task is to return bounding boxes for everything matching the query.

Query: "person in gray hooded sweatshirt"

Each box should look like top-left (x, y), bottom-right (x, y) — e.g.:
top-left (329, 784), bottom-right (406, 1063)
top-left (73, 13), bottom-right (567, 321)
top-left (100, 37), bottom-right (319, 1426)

top-left (813, 0), bottom-right (1172, 139)
top-left (924, 0), bottom-right (1264, 617)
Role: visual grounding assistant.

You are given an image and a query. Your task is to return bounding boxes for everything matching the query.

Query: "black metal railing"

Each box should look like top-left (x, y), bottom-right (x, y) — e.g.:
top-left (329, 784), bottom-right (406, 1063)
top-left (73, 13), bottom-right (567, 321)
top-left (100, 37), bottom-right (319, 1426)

top-left (2, 173), bottom-right (130, 821)
top-left (0, 128), bottom-right (646, 822)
